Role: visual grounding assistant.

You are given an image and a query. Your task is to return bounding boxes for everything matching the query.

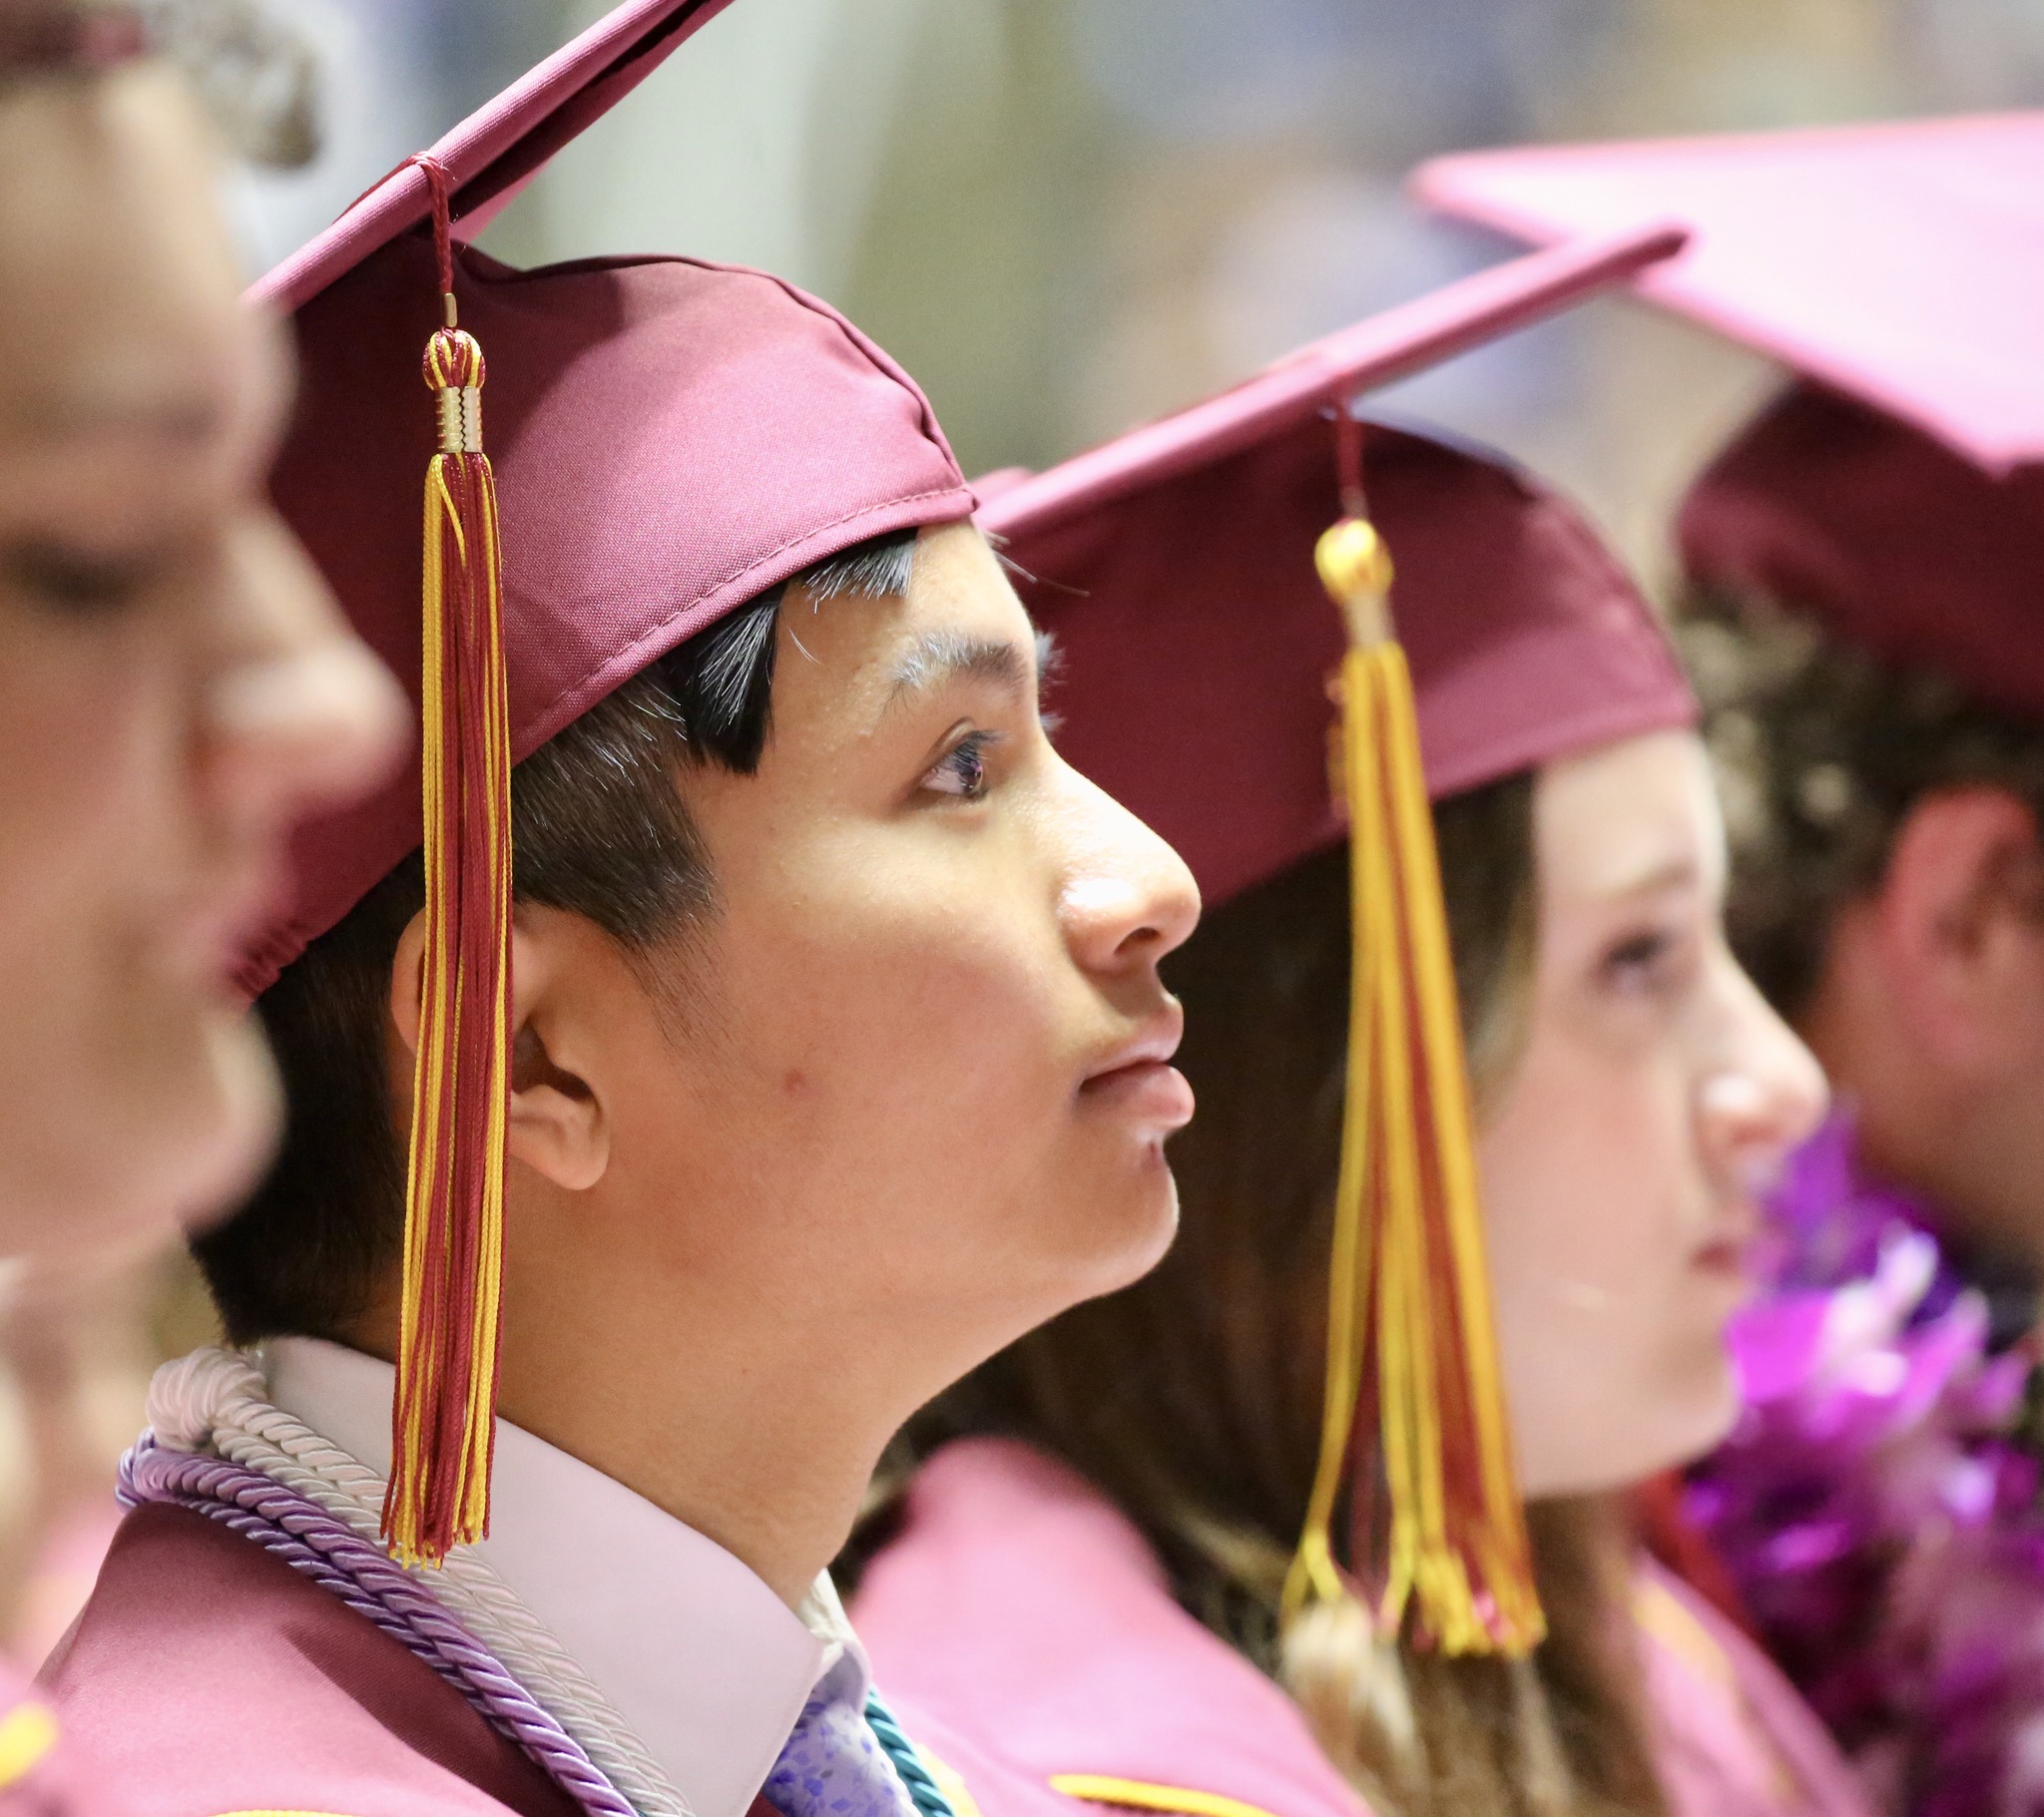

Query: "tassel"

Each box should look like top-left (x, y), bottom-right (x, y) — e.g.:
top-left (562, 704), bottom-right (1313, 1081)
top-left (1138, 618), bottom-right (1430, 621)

top-left (1282, 406), bottom-right (1543, 1656)
top-left (383, 156), bottom-right (513, 1569)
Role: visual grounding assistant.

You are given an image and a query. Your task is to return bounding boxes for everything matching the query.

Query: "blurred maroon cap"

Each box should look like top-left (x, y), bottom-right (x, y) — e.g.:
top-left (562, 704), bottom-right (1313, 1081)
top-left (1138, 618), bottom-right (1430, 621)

top-left (1412, 114), bottom-right (2044, 473)
top-left (242, 0), bottom-right (973, 991)
top-left (1407, 117), bottom-right (2044, 720)
top-left (1680, 381), bottom-right (2044, 720)
top-left (981, 234), bottom-right (1698, 909)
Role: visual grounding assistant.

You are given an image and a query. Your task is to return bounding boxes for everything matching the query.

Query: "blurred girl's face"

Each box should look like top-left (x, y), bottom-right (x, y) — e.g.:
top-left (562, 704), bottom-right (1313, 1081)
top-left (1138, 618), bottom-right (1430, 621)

top-left (0, 66), bottom-right (404, 1258)
top-left (1479, 727), bottom-right (1825, 1498)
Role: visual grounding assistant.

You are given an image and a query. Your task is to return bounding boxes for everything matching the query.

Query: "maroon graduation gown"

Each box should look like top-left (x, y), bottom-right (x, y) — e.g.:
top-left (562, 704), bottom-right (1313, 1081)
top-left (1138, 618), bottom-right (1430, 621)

top-left (42, 1502), bottom-right (584, 1817)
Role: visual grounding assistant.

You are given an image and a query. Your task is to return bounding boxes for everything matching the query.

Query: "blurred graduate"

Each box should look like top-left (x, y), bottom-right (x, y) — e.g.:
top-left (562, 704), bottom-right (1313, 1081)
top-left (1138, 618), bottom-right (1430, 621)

top-left (0, 0), bottom-right (403, 1804)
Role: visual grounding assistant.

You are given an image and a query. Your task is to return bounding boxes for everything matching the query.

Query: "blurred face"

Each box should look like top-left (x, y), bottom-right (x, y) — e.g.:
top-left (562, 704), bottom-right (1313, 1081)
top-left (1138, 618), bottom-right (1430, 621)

top-left (1480, 728), bottom-right (1825, 1497)
top-left (0, 65), bottom-right (404, 1258)
top-left (494, 523), bottom-right (1200, 1414)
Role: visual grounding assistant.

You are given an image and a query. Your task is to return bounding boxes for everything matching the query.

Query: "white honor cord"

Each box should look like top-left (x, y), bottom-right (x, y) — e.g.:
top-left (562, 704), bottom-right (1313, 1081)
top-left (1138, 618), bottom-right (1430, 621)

top-left (148, 1347), bottom-right (689, 1817)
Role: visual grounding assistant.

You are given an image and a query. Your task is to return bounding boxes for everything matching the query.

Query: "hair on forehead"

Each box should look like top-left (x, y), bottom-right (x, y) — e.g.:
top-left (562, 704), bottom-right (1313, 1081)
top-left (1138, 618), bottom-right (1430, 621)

top-left (797, 525), bottom-right (919, 605)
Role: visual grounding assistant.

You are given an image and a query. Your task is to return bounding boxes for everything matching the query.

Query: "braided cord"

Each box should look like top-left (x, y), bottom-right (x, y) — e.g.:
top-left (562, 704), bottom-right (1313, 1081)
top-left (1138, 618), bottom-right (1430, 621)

top-left (122, 1442), bottom-right (635, 1817)
top-left (864, 1693), bottom-right (955, 1817)
top-left (147, 1350), bottom-right (684, 1817)
top-left (138, 1351), bottom-right (955, 1817)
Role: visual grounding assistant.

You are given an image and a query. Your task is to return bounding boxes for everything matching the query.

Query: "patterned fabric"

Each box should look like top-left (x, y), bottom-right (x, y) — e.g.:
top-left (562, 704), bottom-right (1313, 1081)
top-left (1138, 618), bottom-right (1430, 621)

top-left (1689, 1112), bottom-right (2044, 1817)
top-left (766, 1660), bottom-right (919, 1817)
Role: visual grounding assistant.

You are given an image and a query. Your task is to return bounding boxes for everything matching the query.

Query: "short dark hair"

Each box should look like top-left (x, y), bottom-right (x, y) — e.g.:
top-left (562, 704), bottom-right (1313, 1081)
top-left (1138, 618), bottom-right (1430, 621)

top-left (197, 529), bottom-right (919, 1346)
top-left (1678, 585), bottom-right (2044, 1018)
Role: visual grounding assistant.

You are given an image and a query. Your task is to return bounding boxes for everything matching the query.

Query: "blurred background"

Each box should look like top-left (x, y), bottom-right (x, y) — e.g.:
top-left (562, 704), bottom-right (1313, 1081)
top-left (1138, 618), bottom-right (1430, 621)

top-left (13, 0), bottom-right (2044, 1664)
top-left (223, 0), bottom-right (2044, 573)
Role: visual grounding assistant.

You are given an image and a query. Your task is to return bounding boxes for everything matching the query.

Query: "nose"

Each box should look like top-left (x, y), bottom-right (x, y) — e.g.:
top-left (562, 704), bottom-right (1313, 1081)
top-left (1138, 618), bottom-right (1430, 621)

top-left (1696, 955), bottom-right (1829, 1194)
top-left (1055, 765), bottom-right (1202, 978)
top-left (198, 509), bottom-right (409, 833)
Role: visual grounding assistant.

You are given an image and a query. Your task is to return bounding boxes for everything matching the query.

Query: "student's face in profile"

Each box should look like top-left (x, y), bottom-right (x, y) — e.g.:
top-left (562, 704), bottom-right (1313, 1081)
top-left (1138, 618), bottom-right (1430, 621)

top-left (0, 65), bottom-right (404, 1258)
top-left (1479, 728), bottom-right (1826, 1498)
top-left (497, 521), bottom-right (1200, 1399)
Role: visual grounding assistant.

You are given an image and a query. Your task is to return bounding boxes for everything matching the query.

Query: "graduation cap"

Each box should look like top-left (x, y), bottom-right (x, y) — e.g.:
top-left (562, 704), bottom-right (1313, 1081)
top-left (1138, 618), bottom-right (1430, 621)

top-left (1677, 381), bottom-right (2044, 720)
top-left (983, 225), bottom-right (1697, 1656)
top-left (1410, 115), bottom-right (2044, 722)
top-left (247, 0), bottom-right (974, 1566)
top-left (1411, 114), bottom-right (2044, 473)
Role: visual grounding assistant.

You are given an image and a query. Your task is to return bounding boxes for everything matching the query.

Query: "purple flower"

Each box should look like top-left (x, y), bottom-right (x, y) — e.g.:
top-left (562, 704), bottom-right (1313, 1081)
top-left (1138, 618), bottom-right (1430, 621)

top-left (1689, 1111), bottom-right (2044, 1816)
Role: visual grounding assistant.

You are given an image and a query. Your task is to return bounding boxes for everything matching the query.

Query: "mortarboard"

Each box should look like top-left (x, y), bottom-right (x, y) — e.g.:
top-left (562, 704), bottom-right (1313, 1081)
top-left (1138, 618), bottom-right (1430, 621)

top-left (1410, 114), bottom-right (2044, 474)
top-left (1679, 381), bottom-right (2044, 721)
top-left (1410, 118), bottom-right (2044, 721)
top-left (249, 0), bottom-right (974, 1565)
top-left (981, 227), bottom-right (1697, 1657)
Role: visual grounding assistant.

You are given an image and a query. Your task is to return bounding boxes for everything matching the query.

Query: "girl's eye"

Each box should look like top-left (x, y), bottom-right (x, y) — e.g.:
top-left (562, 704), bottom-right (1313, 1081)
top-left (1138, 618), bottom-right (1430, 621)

top-left (4, 540), bottom-right (154, 616)
top-left (1599, 927), bottom-right (1682, 996)
top-left (921, 731), bottom-right (995, 801)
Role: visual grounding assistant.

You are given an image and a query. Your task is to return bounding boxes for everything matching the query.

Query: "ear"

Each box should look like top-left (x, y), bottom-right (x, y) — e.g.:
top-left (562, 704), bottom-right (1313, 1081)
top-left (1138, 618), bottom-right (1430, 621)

top-left (1874, 786), bottom-right (2044, 1074)
top-left (389, 908), bottom-right (611, 1192)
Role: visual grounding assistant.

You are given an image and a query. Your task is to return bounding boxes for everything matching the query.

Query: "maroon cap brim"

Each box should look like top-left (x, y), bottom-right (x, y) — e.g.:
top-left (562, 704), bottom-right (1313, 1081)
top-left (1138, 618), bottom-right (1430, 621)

top-left (981, 222), bottom-right (1687, 543)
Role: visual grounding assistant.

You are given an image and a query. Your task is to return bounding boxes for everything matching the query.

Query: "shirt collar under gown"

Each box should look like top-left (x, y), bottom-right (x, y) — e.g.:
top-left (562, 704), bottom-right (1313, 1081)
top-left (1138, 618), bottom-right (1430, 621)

top-left (266, 1335), bottom-right (856, 1817)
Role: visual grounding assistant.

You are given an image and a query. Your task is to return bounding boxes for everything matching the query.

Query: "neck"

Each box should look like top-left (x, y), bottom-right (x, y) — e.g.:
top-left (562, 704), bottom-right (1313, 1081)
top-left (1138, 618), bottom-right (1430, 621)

top-left (519, 1300), bottom-right (904, 1608)
top-left (356, 1272), bottom-right (919, 1611)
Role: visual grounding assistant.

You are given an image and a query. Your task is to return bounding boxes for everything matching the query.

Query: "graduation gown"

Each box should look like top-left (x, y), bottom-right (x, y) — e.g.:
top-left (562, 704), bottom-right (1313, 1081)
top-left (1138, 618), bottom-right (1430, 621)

top-left (41, 1339), bottom-right (1064, 1817)
top-left (42, 1501), bottom-right (585, 1817)
top-left (0, 1653), bottom-right (107, 1817)
top-left (851, 1438), bottom-right (1875, 1817)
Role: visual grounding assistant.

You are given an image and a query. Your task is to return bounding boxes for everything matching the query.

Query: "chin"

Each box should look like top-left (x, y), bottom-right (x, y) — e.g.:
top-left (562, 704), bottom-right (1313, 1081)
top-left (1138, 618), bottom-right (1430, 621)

top-left (1051, 1146), bottom-right (1182, 1307)
top-left (23, 1008), bottom-right (281, 1261)
top-left (1630, 1361), bottom-right (1744, 1486)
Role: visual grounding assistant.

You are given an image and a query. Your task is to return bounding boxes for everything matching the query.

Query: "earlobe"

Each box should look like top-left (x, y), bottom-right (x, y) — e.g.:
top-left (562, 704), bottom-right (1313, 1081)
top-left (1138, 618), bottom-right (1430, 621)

top-left (390, 909), bottom-right (611, 1190)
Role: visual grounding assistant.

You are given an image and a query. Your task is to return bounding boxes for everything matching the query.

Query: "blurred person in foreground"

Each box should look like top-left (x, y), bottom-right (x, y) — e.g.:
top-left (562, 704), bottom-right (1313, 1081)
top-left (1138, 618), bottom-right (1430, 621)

top-left (845, 269), bottom-right (1849, 1817)
top-left (0, 0), bottom-right (403, 1258)
top-left (1411, 116), bottom-right (2044, 1817)
top-left (0, 0), bottom-right (405, 1797)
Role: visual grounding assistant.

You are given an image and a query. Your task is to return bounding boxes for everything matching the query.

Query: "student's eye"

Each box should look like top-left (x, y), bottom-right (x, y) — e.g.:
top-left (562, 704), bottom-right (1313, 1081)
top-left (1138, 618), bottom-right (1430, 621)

top-left (919, 730), bottom-right (999, 801)
top-left (1597, 925), bottom-right (1690, 997)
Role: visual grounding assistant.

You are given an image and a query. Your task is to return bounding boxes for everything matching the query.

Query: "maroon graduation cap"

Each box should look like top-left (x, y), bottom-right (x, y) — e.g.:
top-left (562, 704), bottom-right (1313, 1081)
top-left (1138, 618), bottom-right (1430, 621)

top-left (977, 228), bottom-right (1696, 1660)
top-left (985, 224), bottom-right (1698, 907)
top-left (247, 0), bottom-right (973, 1566)
top-left (1410, 116), bottom-right (2044, 721)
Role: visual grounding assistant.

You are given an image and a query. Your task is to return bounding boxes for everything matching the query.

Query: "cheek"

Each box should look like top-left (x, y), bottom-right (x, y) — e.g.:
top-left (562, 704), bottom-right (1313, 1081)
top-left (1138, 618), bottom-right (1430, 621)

top-left (1478, 1012), bottom-right (1736, 1491)
top-left (722, 870), bottom-right (1073, 1152)
top-left (0, 615), bottom-right (176, 929)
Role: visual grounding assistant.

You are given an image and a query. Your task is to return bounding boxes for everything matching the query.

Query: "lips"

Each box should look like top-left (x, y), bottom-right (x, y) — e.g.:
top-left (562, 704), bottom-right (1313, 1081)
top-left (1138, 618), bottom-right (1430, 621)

top-left (1080, 1006), bottom-right (1195, 1131)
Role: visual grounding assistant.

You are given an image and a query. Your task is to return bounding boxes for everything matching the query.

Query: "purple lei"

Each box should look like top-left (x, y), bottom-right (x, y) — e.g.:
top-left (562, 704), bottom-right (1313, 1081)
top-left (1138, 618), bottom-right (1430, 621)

top-left (118, 1438), bottom-right (637, 1817)
top-left (1688, 1112), bottom-right (2044, 1817)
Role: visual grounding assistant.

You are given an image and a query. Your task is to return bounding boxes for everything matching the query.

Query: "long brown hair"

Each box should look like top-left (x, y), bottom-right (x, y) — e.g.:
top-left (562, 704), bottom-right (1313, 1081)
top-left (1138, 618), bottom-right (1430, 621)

top-left (874, 773), bottom-right (1669, 1817)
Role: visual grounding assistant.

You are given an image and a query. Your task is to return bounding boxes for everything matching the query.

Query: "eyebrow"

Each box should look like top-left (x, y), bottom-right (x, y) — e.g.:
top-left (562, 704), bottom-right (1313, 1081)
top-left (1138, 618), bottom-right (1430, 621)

top-left (887, 628), bottom-right (1034, 704)
top-left (1593, 854), bottom-right (1704, 901)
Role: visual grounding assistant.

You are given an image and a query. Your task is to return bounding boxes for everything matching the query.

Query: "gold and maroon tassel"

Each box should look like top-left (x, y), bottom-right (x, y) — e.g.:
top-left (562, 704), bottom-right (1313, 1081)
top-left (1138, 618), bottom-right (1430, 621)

top-left (1282, 403), bottom-right (1543, 1656)
top-left (385, 156), bottom-right (513, 1568)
